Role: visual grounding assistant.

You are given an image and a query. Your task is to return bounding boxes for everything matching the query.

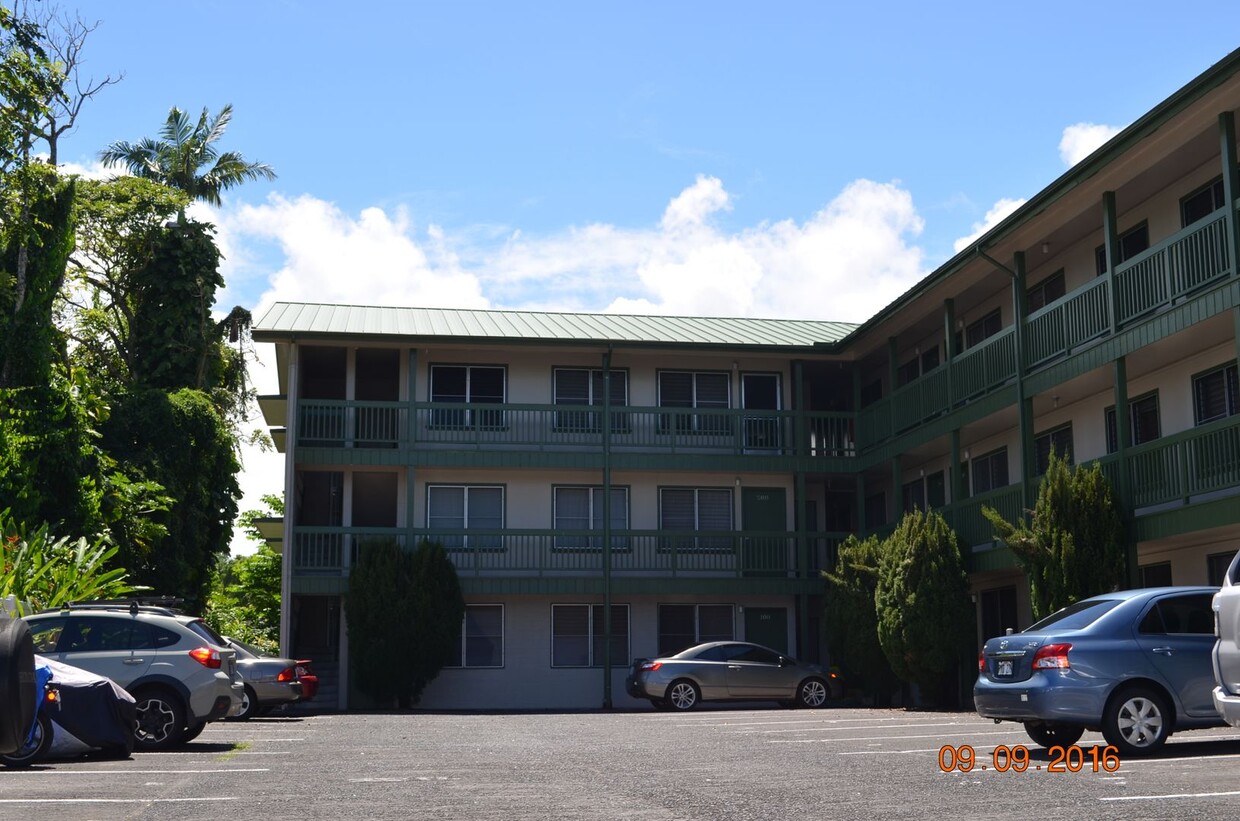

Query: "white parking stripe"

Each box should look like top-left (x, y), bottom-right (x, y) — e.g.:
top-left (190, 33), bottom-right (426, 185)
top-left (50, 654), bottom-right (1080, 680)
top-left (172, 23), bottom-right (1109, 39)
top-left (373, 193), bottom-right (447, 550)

top-left (1101, 790), bottom-right (1240, 801)
top-left (742, 721), bottom-right (1019, 734)
top-left (769, 729), bottom-right (1025, 743)
top-left (0, 798), bottom-right (240, 804)
top-left (0, 768), bottom-right (271, 775)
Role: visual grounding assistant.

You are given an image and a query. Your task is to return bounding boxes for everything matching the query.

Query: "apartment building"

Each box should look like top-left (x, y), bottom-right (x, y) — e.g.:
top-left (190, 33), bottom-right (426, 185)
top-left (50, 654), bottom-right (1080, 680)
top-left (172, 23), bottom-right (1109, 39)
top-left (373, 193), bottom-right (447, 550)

top-left (254, 48), bottom-right (1240, 710)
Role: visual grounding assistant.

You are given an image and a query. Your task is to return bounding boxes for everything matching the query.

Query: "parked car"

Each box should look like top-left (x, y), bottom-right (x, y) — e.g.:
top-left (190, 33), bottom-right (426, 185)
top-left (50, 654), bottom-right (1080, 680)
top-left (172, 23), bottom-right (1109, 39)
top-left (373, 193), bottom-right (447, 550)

top-left (1213, 550), bottom-right (1240, 728)
top-left (223, 637), bottom-right (306, 719)
top-left (975, 587), bottom-right (1223, 755)
top-left (23, 601), bottom-right (244, 750)
top-left (625, 641), bottom-right (841, 711)
top-left (0, 655), bottom-right (138, 767)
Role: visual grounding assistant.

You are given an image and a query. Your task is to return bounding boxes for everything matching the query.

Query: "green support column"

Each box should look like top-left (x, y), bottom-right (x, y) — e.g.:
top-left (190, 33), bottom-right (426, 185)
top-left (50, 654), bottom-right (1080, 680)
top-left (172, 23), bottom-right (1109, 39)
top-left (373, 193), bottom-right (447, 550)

top-left (1113, 356), bottom-right (1137, 587)
top-left (949, 429), bottom-right (962, 531)
top-left (1221, 112), bottom-right (1240, 277)
top-left (1103, 191), bottom-right (1120, 332)
top-left (855, 473), bottom-right (866, 536)
top-left (406, 348), bottom-right (418, 550)
top-left (943, 298), bottom-right (956, 407)
top-left (891, 456), bottom-right (901, 526)
top-left (601, 348), bottom-right (613, 709)
top-left (795, 470), bottom-right (810, 660)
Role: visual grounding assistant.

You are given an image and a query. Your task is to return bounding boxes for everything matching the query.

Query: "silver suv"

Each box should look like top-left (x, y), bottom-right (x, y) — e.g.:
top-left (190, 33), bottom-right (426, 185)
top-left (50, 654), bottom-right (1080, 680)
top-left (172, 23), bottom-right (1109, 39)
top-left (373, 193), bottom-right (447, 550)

top-left (24, 602), bottom-right (244, 750)
top-left (1213, 551), bottom-right (1240, 727)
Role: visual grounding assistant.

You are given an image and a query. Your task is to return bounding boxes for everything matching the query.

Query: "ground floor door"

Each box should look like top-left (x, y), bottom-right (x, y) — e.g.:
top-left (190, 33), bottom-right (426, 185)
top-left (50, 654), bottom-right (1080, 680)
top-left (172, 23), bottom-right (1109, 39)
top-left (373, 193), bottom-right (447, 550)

top-left (291, 594), bottom-right (341, 709)
top-left (744, 607), bottom-right (788, 654)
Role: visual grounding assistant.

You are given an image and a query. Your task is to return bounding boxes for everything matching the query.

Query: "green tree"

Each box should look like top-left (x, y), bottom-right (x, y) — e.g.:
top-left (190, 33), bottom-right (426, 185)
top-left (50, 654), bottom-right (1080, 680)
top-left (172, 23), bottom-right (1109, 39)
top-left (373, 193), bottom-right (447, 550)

top-left (1, 509), bottom-right (144, 614)
top-left (99, 103), bottom-right (275, 214)
top-left (875, 509), bottom-right (974, 707)
top-left (983, 450), bottom-right (1126, 620)
top-left (101, 387), bottom-right (240, 607)
top-left (62, 176), bottom-right (188, 391)
top-left (822, 534), bottom-right (898, 703)
top-left (346, 539), bottom-right (412, 708)
top-left (204, 494), bottom-right (283, 653)
top-left (406, 540), bottom-right (465, 706)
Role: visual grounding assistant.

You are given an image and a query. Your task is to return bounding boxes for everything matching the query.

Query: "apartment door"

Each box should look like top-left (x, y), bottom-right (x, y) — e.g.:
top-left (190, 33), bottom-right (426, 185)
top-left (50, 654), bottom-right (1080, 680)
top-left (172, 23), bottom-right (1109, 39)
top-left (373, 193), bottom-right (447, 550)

top-left (741, 487), bottom-right (787, 576)
top-left (742, 373), bottom-right (781, 451)
top-left (744, 607), bottom-right (788, 654)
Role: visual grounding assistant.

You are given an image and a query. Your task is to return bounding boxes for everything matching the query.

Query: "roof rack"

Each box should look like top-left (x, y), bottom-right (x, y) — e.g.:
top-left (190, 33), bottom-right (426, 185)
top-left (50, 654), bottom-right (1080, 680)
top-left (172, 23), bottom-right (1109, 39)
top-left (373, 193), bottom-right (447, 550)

top-left (52, 596), bottom-right (187, 617)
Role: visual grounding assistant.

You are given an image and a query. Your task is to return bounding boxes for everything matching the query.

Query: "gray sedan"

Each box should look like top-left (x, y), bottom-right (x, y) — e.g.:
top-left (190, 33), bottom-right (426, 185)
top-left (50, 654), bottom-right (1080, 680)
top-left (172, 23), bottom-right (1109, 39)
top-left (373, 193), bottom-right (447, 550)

top-left (625, 641), bottom-right (841, 711)
top-left (975, 587), bottom-right (1222, 755)
top-left (224, 638), bottom-right (304, 720)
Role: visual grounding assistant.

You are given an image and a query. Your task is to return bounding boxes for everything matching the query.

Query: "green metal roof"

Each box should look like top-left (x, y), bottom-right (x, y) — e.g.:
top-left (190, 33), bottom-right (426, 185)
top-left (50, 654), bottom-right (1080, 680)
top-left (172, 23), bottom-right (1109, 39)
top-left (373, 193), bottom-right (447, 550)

top-left (253, 302), bottom-right (857, 349)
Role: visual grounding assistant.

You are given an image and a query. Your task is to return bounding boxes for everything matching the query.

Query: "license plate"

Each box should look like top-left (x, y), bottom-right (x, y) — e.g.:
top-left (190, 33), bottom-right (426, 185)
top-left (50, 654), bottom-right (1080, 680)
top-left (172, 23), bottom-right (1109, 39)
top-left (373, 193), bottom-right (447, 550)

top-left (997, 660), bottom-right (1013, 677)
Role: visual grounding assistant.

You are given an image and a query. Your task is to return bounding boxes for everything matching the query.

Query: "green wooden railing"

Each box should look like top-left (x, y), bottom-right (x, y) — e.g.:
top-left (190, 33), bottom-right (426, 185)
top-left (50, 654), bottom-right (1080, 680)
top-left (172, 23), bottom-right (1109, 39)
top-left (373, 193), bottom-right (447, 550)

top-left (1113, 213), bottom-right (1230, 324)
top-left (291, 528), bottom-right (816, 578)
top-left (296, 401), bottom-right (856, 457)
top-left (291, 417), bottom-right (1240, 579)
top-left (1025, 275), bottom-right (1110, 367)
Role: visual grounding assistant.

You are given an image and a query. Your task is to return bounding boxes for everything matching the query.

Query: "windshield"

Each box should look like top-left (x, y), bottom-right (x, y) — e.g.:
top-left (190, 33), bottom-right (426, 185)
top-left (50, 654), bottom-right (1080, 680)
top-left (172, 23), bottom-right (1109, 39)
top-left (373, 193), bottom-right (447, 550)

top-left (1026, 599), bottom-right (1122, 632)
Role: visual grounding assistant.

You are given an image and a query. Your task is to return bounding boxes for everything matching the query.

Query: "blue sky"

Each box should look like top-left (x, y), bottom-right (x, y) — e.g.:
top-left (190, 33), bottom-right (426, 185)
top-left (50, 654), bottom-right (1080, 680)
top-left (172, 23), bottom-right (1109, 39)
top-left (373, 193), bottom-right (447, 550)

top-left (43, 1), bottom-right (1240, 549)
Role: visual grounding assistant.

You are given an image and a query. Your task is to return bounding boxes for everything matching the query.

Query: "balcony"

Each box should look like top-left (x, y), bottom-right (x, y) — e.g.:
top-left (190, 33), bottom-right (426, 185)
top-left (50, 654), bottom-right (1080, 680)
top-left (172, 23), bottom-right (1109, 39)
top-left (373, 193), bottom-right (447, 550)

top-left (291, 528), bottom-right (846, 579)
top-left (857, 211), bottom-right (1235, 452)
top-left (293, 401), bottom-right (856, 459)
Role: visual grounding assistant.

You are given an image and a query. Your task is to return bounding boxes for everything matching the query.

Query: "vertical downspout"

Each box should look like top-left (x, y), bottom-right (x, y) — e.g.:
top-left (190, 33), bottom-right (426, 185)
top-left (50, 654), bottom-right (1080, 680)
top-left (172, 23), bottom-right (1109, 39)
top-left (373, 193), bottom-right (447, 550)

top-left (601, 347), bottom-right (613, 708)
top-left (1012, 252), bottom-right (1035, 512)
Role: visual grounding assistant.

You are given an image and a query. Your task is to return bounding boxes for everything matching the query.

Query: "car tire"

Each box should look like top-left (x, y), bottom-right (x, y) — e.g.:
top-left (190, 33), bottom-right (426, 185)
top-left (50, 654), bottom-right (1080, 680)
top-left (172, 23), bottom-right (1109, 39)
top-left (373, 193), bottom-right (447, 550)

top-left (181, 721), bottom-right (206, 743)
top-left (132, 688), bottom-right (187, 751)
top-left (666, 679), bottom-right (700, 711)
top-left (231, 686), bottom-right (259, 721)
top-left (0, 617), bottom-right (36, 756)
top-left (0, 711), bottom-right (53, 768)
top-left (796, 677), bottom-right (830, 709)
top-left (1102, 686), bottom-right (1171, 756)
top-left (1024, 721), bottom-right (1085, 749)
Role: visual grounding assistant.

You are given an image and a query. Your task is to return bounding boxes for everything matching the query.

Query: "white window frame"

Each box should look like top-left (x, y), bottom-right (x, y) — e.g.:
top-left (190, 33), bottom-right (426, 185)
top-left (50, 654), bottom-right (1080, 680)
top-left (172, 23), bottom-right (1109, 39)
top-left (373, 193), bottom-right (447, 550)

top-left (550, 604), bottom-right (630, 668)
top-left (447, 604), bottom-right (505, 668)
top-left (552, 486), bottom-right (629, 550)
top-left (426, 484), bottom-right (504, 550)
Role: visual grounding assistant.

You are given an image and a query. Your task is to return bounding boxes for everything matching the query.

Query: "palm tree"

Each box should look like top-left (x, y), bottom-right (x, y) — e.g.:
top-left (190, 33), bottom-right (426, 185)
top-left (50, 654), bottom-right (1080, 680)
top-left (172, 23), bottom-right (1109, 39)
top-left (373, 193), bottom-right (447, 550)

top-left (99, 104), bottom-right (275, 211)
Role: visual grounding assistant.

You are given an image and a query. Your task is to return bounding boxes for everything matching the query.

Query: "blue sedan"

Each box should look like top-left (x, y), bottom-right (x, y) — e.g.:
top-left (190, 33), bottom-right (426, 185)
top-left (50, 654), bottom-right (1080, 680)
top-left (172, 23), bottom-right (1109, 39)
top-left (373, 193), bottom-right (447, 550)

top-left (975, 587), bottom-right (1223, 755)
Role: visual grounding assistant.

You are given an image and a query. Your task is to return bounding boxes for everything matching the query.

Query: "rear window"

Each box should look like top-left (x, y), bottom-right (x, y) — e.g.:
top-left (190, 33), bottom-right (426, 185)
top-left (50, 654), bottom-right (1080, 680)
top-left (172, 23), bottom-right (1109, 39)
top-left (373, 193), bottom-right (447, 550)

top-left (1027, 599), bottom-right (1122, 632)
top-left (185, 619), bottom-right (227, 646)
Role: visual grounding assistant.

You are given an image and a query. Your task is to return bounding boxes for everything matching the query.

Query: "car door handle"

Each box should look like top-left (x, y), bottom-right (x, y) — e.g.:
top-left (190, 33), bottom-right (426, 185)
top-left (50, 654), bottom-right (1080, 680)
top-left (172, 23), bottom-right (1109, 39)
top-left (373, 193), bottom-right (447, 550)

top-left (123, 657), bottom-right (146, 665)
top-left (1151, 647), bottom-right (1173, 656)
top-left (727, 665), bottom-right (742, 670)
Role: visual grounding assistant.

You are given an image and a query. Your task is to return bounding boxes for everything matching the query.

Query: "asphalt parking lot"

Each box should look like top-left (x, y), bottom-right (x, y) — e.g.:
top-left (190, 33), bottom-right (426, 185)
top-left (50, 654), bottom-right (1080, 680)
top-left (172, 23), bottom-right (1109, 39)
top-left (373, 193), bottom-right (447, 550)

top-left (3, 708), bottom-right (1240, 820)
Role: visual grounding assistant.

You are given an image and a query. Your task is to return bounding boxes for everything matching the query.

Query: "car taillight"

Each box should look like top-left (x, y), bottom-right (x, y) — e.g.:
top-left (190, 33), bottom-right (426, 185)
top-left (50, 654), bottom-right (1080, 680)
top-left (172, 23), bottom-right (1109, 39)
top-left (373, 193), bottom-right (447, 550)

top-left (277, 666), bottom-right (296, 682)
top-left (189, 646), bottom-right (222, 669)
top-left (639, 661), bottom-right (662, 672)
top-left (978, 650), bottom-right (985, 672)
top-left (1032, 643), bottom-right (1072, 670)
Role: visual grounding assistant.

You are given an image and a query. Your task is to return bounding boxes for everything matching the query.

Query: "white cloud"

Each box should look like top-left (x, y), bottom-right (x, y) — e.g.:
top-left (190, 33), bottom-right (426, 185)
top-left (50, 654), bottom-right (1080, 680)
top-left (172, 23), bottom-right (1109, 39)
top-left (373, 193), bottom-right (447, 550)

top-left (1059, 123), bottom-right (1123, 167)
top-left (953, 197), bottom-right (1027, 253)
top-left (217, 175), bottom-right (940, 551)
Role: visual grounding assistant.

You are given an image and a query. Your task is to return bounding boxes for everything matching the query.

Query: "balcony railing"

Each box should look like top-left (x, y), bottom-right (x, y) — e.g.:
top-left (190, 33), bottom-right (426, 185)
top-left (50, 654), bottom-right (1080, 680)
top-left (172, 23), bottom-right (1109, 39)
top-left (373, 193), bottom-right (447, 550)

top-left (290, 528), bottom-right (820, 578)
top-left (1113, 213), bottom-right (1230, 325)
top-left (294, 401), bottom-right (857, 458)
top-left (291, 417), bottom-right (1240, 579)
